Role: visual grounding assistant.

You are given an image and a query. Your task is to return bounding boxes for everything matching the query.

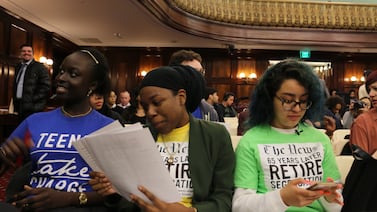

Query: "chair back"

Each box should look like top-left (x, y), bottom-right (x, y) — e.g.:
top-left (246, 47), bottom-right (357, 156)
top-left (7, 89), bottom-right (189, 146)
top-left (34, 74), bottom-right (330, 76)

top-left (331, 129), bottom-right (350, 155)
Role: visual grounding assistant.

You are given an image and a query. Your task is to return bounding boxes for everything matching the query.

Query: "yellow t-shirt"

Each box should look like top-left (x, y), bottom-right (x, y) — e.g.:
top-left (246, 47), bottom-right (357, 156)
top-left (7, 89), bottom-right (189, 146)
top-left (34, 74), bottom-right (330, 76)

top-left (157, 123), bottom-right (193, 207)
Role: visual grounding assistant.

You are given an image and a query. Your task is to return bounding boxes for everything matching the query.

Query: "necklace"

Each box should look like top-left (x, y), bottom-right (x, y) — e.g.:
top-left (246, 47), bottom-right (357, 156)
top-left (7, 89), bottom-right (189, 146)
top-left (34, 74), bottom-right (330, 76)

top-left (161, 135), bottom-right (175, 165)
top-left (61, 107), bottom-right (92, 118)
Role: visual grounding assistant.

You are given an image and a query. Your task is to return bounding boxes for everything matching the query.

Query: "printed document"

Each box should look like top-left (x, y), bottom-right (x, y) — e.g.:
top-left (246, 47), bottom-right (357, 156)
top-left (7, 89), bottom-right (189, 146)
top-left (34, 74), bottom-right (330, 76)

top-left (73, 121), bottom-right (181, 203)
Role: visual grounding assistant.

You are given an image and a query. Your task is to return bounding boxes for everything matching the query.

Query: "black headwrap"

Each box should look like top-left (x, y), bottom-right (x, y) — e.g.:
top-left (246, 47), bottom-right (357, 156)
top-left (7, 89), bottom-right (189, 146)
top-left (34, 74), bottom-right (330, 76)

top-left (140, 65), bottom-right (205, 112)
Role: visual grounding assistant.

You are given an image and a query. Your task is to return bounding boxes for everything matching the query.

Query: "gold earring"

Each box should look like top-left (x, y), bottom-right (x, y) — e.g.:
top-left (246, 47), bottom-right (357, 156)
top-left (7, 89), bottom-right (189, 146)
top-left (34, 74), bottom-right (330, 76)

top-left (87, 89), bottom-right (93, 96)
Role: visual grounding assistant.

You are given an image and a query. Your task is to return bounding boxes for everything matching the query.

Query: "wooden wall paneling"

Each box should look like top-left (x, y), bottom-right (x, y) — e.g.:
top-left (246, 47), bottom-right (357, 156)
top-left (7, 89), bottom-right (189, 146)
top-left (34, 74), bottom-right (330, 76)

top-left (211, 57), bottom-right (232, 78)
top-left (0, 21), bottom-right (4, 55)
top-left (236, 84), bottom-right (255, 99)
top-left (7, 65), bottom-right (15, 106)
top-left (0, 62), bottom-right (5, 106)
top-left (329, 61), bottom-right (345, 93)
top-left (344, 62), bottom-right (364, 81)
top-left (9, 24), bottom-right (27, 57)
top-left (362, 60), bottom-right (377, 71)
top-left (32, 31), bottom-right (48, 62)
top-left (139, 55), bottom-right (163, 74)
top-left (108, 63), bottom-right (120, 93)
top-left (236, 59), bottom-right (256, 79)
top-left (255, 59), bottom-right (269, 78)
top-left (343, 61), bottom-right (364, 94)
top-left (0, 64), bottom-right (14, 106)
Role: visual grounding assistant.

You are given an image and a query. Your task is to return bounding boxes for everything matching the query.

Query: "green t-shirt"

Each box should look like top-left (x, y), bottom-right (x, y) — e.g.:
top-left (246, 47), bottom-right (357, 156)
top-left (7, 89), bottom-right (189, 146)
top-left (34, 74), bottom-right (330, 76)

top-left (234, 123), bottom-right (341, 212)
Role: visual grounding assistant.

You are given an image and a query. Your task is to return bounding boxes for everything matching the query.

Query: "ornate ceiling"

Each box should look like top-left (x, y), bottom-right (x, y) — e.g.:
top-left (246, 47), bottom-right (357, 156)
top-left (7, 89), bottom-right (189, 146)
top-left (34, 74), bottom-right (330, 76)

top-left (173, 0), bottom-right (377, 30)
top-left (141, 0), bottom-right (377, 52)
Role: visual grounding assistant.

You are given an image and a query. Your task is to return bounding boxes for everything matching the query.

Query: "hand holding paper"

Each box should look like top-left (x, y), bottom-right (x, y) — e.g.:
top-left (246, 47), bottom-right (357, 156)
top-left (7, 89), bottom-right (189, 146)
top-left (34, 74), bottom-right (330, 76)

top-left (73, 122), bottom-right (181, 203)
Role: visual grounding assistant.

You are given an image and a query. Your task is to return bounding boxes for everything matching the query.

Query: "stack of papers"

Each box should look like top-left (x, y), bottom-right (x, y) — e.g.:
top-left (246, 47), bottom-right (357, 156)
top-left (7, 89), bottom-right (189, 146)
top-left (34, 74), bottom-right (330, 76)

top-left (73, 121), bottom-right (181, 203)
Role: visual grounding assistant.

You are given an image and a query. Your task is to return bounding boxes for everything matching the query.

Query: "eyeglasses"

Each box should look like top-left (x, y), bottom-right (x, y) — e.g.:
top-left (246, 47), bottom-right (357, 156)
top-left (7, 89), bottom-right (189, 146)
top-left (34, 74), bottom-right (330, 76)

top-left (275, 96), bottom-right (312, 111)
top-left (80, 50), bottom-right (99, 64)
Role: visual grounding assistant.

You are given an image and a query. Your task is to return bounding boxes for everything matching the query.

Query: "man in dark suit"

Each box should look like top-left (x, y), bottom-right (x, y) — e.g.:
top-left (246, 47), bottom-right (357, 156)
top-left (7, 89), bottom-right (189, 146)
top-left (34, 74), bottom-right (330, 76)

top-left (13, 44), bottom-right (51, 121)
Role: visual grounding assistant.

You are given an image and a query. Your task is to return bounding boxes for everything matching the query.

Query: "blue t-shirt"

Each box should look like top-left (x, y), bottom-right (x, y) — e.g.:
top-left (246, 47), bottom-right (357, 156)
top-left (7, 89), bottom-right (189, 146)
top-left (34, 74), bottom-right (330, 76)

top-left (8, 108), bottom-right (113, 192)
top-left (191, 106), bottom-right (202, 119)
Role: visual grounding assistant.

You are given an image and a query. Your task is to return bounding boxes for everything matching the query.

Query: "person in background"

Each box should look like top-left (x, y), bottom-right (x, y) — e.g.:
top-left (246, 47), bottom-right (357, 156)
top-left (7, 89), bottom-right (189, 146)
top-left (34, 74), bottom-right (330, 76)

top-left (324, 95), bottom-right (344, 129)
top-left (121, 88), bottom-right (146, 125)
top-left (13, 44), bottom-right (51, 121)
top-left (360, 95), bottom-right (372, 109)
top-left (215, 92), bottom-right (237, 122)
top-left (358, 70), bottom-right (372, 100)
top-left (113, 90), bottom-right (131, 115)
top-left (89, 65), bottom-right (235, 212)
top-left (233, 59), bottom-right (342, 212)
top-left (203, 87), bottom-right (219, 121)
top-left (342, 97), bottom-right (371, 129)
top-left (237, 109), bottom-right (249, 136)
top-left (107, 90), bottom-right (118, 109)
top-left (168, 49), bottom-right (218, 121)
top-left (344, 89), bottom-right (357, 110)
top-left (330, 89), bottom-right (338, 97)
top-left (342, 70), bottom-right (377, 211)
top-left (168, 49), bottom-right (205, 75)
top-left (0, 48), bottom-right (114, 211)
top-left (89, 91), bottom-right (125, 124)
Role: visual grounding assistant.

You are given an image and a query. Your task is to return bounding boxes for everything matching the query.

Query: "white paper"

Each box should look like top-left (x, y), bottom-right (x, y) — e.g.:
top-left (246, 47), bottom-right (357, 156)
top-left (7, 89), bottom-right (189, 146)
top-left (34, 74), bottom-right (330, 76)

top-left (73, 123), bottom-right (181, 204)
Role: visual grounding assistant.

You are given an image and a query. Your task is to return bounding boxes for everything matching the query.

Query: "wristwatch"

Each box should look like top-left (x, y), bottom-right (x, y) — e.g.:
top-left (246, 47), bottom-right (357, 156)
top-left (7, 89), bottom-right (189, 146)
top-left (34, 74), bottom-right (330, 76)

top-left (78, 192), bottom-right (88, 206)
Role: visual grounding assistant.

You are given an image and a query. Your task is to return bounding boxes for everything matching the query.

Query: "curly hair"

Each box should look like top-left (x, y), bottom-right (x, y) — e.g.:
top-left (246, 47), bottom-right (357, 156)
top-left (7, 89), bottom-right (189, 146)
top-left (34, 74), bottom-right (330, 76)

top-left (325, 95), bottom-right (345, 109)
top-left (248, 58), bottom-right (325, 127)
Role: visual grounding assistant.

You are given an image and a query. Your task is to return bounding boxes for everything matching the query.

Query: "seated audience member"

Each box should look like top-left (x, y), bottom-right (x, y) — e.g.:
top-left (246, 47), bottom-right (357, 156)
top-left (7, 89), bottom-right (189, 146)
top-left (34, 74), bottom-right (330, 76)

top-left (0, 48), bottom-right (114, 211)
top-left (215, 92), bottom-right (237, 121)
top-left (113, 90), bottom-right (131, 114)
top-left (203, 87), bottom-right (220, 121)
top-left (342, 97), bottom-right (370, 129)
top-left (89, 65), bottom-right (235, 212)
top-left (330, 89), bottom-right (338, 97)
top-left (89, 91), bottom-right (125, 124)
top-left (169, 49), bottom-right (219, 121)
top-left (344, 89), bottom-right (357, 109)
top-left (342, 70), bottom-right (377, 211)
top-left (107, 90), bottom-right (118, 109)
top-left (237, 109), bottom-right (249, 136)
top-left (360, 95), bottom-right (372, 109)
top-left (358, 70), bottom-right (372, 99)
top-left (233, 59), bottom-right (343, 212)
top-left (324, 95), bottom-right (344, 129)
top-left (121, 88), bottom-right (146, 125)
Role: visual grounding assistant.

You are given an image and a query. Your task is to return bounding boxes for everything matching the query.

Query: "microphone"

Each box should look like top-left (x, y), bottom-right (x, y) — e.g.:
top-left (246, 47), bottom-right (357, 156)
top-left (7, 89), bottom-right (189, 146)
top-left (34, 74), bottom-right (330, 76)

top-left (295, 129), bottom-right (303, 135)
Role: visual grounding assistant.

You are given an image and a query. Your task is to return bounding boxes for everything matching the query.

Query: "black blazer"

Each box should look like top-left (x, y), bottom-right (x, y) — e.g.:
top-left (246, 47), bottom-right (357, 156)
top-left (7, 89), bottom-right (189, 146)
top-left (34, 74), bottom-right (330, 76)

top-left (13, 59), bottom-right (51, 117)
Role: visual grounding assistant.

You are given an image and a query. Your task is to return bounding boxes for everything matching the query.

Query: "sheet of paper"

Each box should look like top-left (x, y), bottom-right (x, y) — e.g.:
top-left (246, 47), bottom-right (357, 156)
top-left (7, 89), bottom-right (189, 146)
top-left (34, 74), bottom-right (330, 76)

top-left (74, 124), bottom-right (181, 203)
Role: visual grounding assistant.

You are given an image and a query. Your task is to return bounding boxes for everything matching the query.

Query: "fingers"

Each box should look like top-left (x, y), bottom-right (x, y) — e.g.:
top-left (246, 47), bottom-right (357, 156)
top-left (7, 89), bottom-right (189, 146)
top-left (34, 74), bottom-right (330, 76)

top-left (90, 181), bottom-right (113, 195)
top-left (2, 137), bottom-right (29, 163)
top-left (12, 186), bottom-right (36, 209)
top-left (89, 171), bottom-right (106, 178)
top-left (89, 172), bottom-right (116, 196)
top-left (325, 178), bottom-right (343, 190)
top-left (138, 186), bottom-right (158, 203)
top-left (131, 186), bottom-right (165, 210)
top-left (289, 178), bottom-right (309, 186)
top-left (12, 187), bottom-right (49, 211)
